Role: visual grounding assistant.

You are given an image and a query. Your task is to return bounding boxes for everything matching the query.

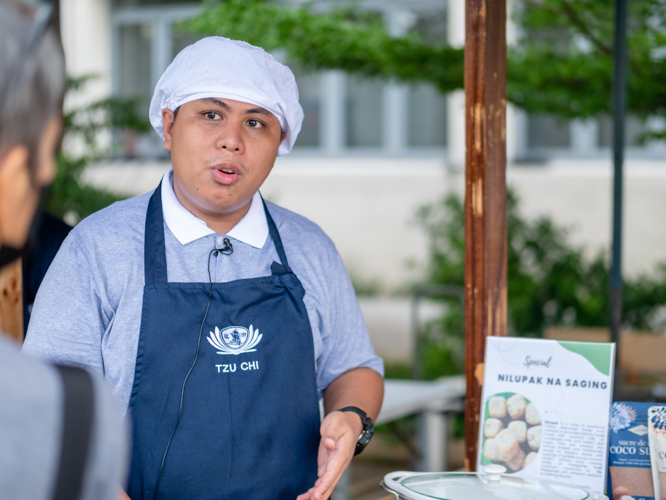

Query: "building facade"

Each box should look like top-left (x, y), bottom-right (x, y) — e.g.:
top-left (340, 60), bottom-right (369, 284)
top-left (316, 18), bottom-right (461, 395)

top-left (65, 0), bottom-right (666, 290)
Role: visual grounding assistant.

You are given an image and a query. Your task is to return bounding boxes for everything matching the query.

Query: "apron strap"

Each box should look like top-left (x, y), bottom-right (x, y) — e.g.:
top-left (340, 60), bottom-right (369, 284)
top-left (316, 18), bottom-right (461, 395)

top-left (144, 182), bottom-right (168, 284)
top-left (261, 197), bottom-right (292, 273)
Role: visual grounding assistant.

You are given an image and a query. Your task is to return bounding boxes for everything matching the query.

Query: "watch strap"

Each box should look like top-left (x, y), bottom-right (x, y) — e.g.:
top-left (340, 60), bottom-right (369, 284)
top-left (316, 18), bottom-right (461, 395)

top-left (337, 406), bottom-right (374, 456)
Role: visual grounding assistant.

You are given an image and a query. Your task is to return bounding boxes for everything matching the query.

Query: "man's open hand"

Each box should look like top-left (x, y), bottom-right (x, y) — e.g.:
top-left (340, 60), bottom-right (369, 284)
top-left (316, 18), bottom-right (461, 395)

top-left (296, 410), bottom-right (363, 500)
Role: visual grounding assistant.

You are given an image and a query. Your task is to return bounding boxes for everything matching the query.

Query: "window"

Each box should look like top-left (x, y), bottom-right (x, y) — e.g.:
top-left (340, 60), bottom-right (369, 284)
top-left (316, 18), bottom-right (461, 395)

top-left (116, 23), bottom-right (154, 157)
top-left (291, 67), bottom-right (321, 148)
top-left (118, 23), bottom-right (152, 109)
top-left (408, 83), bottom-right (447, 148)
top-left (112, 4), bottom-right (202, 157)
top-left (171, 30), bottom-right (203, 60)
top-left (345, 75), bottom-right (384, 148)
top-left (527, 115), bottom-right (571, 149)
top-left (407, 9), bottom-right (448, 149)
top-left (113, 0), bottom-right (200, 6)
top-left (598, 115), bottom-right (648, 148)
top-left (411, 9), bottom-right (447, 45)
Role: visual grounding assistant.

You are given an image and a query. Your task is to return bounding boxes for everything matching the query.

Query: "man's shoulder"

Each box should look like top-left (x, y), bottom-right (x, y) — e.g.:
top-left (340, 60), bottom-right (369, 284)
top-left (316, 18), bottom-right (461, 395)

top-left (265, 201), bottom-right (335, 249)
top-left (67, 191), bottom-right (153, 252)
top-left (74, 191), bottom-right (152, 235)
top-left (264, 201), bottom-right (344, 275)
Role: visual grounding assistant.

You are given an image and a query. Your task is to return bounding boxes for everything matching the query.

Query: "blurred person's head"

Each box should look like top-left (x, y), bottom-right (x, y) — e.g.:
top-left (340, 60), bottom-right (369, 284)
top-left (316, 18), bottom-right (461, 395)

top-left (0, 0), bottom-right (65, 268)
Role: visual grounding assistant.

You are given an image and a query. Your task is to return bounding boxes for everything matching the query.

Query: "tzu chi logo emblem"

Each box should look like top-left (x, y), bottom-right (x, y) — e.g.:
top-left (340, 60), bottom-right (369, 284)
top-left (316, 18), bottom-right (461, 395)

top-left (207, 325), bottom-right (262, 355)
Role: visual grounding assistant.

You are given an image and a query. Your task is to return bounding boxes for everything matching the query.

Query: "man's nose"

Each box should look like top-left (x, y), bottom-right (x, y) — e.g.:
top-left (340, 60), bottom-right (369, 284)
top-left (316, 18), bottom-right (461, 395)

top-left (215, 124), bottom-right (244, 153)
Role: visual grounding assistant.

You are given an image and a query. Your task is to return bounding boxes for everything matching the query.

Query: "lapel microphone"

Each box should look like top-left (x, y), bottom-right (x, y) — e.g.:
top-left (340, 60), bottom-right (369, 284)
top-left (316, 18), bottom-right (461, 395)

top-left (218, 237), bottom-right (233, 256)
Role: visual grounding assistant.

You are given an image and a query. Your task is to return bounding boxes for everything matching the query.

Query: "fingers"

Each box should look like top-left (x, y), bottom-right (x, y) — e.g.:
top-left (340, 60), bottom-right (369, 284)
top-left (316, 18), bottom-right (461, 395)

top-left (313, 439), bottom-right (354, 500)
top-left (309, 412), bottom-right (361, 500)
top-left (314, 461), bottom-right (346, 500)
top-left (296, 487), bottom-right (315, 500)
top-left (613, 486), bottom-right (635, 500)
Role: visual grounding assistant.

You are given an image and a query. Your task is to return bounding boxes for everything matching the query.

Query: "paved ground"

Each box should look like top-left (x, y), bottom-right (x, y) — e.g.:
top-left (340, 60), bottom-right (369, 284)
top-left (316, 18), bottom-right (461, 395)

top-left (347, 461), bottom-right (401, 500)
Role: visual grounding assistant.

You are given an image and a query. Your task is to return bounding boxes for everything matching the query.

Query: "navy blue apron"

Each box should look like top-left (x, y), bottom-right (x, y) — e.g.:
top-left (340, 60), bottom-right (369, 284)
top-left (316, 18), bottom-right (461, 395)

top-left (126, 184), bottom-right (320, 499)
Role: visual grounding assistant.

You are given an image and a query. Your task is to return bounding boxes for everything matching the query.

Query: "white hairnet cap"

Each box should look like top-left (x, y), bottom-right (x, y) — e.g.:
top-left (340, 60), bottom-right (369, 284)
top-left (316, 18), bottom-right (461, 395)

top-left (149, 36), bottom-right (303, 156)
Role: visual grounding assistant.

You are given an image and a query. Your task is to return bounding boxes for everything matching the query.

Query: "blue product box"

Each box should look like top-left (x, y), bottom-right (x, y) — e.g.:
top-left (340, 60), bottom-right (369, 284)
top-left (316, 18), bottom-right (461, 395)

top-left (608, 402), bottom-right (664, 500)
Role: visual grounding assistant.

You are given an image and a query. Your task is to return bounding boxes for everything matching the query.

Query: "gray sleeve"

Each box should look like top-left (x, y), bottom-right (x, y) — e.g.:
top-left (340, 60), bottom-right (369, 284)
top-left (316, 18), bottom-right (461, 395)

top-left (22, 232), bottom-right (109, 375)
top-left (79, 374), bottom-right (130, 500)
top-left (0, 338), bottom-right (128, 500)
top-left (315, 251), bottom-right (384, 396)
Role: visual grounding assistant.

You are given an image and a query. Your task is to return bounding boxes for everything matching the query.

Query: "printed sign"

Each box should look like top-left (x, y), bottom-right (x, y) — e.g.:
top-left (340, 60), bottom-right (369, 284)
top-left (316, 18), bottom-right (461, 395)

top-left (478, 337), bottom-right (615, 494)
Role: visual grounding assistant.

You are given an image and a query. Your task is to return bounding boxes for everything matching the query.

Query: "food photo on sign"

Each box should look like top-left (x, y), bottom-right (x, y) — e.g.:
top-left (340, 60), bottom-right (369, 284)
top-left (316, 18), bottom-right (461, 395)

top-left (481, 392), bottom-right (542, 472)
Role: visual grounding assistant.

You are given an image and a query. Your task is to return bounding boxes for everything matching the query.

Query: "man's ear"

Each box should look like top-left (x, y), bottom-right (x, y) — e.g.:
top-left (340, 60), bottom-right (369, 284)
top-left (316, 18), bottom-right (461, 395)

top-left (162, 108), bottom-right (175, 151)
top-left (280, 130), bottom-right (286, 145)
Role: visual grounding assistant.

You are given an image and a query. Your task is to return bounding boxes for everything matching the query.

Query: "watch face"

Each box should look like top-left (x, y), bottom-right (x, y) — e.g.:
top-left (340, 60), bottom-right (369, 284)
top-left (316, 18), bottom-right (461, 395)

top-left (359, 428), bottom-right (373, 446)
top-left (354, 423), bottom-right (374, 456)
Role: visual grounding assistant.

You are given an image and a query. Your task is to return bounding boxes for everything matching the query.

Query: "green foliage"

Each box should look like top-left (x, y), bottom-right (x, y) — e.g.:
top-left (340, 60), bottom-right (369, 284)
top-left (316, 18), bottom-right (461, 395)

top-left (45, 155), bottom-right (126, 220)
top-left (46, 77), bottom-right (150, 221)
top-left (349, 273), bottom-right (382, 297)
top-left (509, 0), bottom-right (666, 128)
top-left (415, 191), bottom-right (666, 378)
top-left (188, 0), bottom-right (666, 137)
top-left (420, 329), bottom-right (465, 380)
top-left (186, 0), bottom-right (464, 93)
top-left (382, 362), bottom-right (411, 380)
top-left (623, 264), bottom-right (666, 330)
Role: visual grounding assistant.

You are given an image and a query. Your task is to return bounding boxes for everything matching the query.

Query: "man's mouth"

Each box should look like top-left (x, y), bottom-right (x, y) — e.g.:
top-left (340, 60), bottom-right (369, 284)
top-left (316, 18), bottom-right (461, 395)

top-left (210, 161), bottom-right (241, 185)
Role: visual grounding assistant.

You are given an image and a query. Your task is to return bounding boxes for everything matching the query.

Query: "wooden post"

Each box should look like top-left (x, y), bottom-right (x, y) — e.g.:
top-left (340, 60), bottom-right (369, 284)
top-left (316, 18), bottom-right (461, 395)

top-left (463, 0), bottom-right (508, 471)
top-left (0, 258), bottom-right (24, 344)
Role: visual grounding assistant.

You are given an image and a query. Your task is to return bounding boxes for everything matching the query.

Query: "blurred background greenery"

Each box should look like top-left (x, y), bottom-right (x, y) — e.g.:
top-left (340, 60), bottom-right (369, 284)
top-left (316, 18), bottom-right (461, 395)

top-left (46, 76), bottom-right (149, 222)
top-left (408, 190), bottom-right (666, 381)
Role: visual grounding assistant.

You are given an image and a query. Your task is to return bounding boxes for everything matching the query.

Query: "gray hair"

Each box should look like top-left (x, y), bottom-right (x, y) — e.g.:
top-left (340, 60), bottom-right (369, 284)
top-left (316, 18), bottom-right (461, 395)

top-left (0, 0), bottom-right (66, 176)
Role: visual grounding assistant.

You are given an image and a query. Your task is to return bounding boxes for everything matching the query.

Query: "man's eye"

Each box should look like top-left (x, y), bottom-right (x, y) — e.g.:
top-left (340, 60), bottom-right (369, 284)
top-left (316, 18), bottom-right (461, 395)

top-left (205, 112), bottom-right (220, 120)
top-left (248, 119), bottom-right (263, 128)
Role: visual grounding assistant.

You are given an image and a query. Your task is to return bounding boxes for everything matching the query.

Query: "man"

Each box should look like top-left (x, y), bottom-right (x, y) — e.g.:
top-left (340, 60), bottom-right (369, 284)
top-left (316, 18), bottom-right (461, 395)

top-left (0, 1), bottom-right (128, 499)
top-left (24, 37), bottom-right (384, 499)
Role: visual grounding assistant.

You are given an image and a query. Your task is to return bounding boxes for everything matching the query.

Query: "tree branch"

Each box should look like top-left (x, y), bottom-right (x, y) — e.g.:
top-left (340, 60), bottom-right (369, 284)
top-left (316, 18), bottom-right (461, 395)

top-left (522, 0), bottom-right (613, 56)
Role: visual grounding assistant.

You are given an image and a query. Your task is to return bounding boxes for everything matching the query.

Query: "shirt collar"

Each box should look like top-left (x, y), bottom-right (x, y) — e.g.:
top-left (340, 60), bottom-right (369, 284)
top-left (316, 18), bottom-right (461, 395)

top-left (161, 169), bottom-right (268, 248)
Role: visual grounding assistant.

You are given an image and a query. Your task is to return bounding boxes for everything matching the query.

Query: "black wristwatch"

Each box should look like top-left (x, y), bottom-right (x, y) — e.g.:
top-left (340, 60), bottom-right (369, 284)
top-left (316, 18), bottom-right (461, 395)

top-left (338, 406), bottom-right (374, 456)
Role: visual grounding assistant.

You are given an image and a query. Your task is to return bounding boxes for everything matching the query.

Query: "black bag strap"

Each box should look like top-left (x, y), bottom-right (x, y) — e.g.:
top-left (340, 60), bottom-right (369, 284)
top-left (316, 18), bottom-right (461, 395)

top-left (53, 366), bottom-right (95, 500)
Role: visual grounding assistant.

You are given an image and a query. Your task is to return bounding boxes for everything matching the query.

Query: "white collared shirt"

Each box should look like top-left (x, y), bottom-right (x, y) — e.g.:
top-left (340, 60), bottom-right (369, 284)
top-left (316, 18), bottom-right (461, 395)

top-left (161, 169), bottom-right (269, 249)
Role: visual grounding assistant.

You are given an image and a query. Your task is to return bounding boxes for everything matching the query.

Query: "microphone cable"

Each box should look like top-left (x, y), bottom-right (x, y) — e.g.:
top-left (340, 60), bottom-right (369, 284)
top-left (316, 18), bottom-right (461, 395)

top-left (152, 238), bottom-right (233, 500)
